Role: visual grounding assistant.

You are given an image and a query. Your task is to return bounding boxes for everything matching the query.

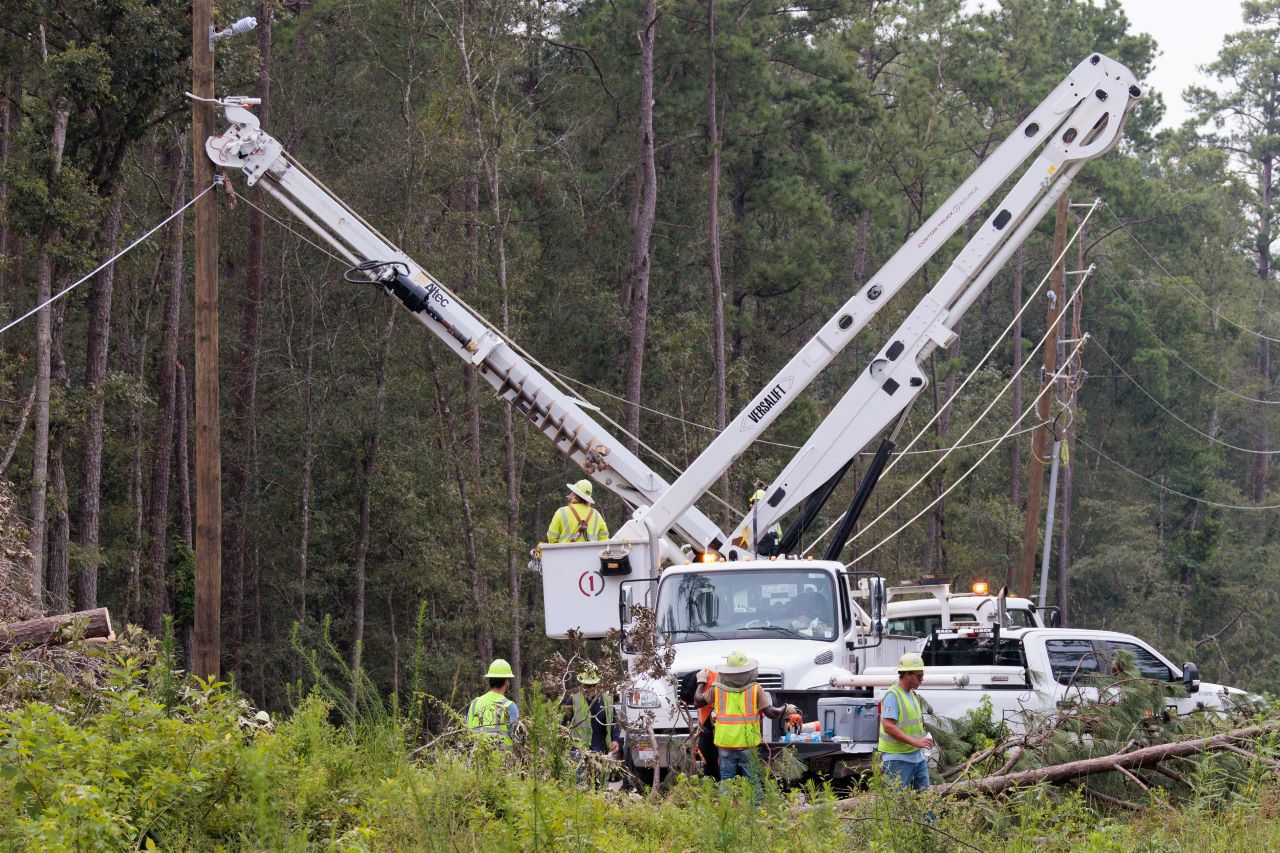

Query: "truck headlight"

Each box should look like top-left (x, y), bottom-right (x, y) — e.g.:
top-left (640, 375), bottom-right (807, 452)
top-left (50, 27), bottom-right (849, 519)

top-left (626, 687), bottom-right (661, 708)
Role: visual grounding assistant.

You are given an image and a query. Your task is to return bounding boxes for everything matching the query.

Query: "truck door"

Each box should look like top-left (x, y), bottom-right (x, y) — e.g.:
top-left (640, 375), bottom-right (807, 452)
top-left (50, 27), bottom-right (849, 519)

top-left (1042, 637), bottom-right (1106, 706)
top-left (1095, 638), bottom-right (1188, 713)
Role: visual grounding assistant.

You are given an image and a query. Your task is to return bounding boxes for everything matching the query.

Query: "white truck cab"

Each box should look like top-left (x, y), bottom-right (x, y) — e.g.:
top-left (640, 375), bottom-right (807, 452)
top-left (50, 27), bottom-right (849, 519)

top-left (617, 558), bottom-right (913, 771)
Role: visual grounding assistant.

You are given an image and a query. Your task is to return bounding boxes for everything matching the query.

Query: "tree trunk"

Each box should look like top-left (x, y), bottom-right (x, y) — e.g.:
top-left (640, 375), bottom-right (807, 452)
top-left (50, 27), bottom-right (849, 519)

top-left (225, 1), bottom-right (271, 672)
top-left (482, 134), bottom-right (523, 689)
top-left (459, 0), bottom-right (483, 472)
top-left (143, 136), bottom-right (188, 635)
top-left (351, 305), bottom-right (396, 695)
top-left (46, 303), bottom-right (71, 612)
top-left (1010, 248), bottom-right (1023, 509)
top-left (27, 99), bottom-right (71, 603)
top-left (623, 0), bottom-right (659, 453)
top-left (0, 74), bottom-right (13, 307)
top-left (175, 362), bottom-right (193, 547)
top-left (75, 191), bottom-right (125, 610)
top-left (424, 342), bottom-right (493, 663)
top-left (706, 0), bottom-right (729, 524)
top-left (297, 285), bottom-right (318, 627)
top-left (1251, 151), bottom-right (1273, 501)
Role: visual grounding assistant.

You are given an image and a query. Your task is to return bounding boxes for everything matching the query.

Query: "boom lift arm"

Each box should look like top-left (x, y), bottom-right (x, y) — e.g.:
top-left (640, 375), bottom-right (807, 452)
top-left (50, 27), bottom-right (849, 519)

top-left (203, 99), bottom-right (728, 551)
top-left (630, 53), bottom-right (1140, 552)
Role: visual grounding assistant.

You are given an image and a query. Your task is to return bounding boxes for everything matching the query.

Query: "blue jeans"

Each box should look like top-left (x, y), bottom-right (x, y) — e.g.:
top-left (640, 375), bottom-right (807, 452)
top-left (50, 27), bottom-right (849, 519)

top-left (719, 748), bottom-right (762, 798)
top-left (881, 758), bottom-right (931, 791)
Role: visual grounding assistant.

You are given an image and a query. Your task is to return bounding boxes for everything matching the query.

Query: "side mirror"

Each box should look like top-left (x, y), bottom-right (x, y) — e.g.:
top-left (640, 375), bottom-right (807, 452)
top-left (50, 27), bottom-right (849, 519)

top-left (1183, 661), bottom-right (1200, 694)
top-left (1046, 609), bottom-right (1061, 628)
top-left (869, 576), bottom-right (886, 638)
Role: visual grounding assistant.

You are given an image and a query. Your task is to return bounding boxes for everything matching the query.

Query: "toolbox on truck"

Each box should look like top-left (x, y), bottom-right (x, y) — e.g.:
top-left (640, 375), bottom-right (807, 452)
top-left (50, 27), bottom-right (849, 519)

top-left (816, 696), bottom-right (880, 743)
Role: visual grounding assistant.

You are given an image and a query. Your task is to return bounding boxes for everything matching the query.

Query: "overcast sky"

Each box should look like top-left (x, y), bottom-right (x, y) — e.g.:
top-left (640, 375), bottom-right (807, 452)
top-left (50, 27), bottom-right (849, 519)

top-left (1118, 0), bottom-right (1243, 128)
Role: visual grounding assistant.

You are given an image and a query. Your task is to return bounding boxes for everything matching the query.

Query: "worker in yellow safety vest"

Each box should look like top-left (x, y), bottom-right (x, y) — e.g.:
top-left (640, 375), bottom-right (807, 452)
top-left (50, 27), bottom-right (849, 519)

top-left (466, 658), bottom-right (520, 749)
top-left (747, 489), bottom-right (783, 556)
top-left (546, 479), bottom-right (609, 543)
top-left (877, 651), bottom-right (934, 791)
top-left (694, 651), bottom-right (796, 788)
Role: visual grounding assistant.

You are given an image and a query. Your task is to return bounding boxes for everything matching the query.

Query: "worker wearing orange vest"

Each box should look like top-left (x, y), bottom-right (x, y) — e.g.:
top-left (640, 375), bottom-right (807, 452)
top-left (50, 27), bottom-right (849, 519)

top-left (694, 651), bottom-right (796, 789)
top-left (546, 480), bottom-right (610, 543)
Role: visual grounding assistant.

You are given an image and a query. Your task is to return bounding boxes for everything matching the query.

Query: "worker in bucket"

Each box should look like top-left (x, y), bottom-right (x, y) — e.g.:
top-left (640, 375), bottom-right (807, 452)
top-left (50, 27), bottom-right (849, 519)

top-left (546, 479), bottom-right (610, 543)
top-left (466, 658), bottom-right (520, 749)
top-left (746, 489), bottom-right (782, 556)
top-left (877, 651), bottom-right (933, 791)
top-left (694, 651), bottom-right (797, 792)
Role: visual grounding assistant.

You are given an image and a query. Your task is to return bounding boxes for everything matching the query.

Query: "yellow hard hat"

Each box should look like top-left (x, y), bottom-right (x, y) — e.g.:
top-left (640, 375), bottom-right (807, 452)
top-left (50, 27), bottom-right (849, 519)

top-left (566, 479), bottom-right (595, 505)
top-left (485, 658), bottom-right (515, 679)
top-left (720, 650), bottom-right (759, 674)
top-left (577, 665), bottom-right (601, 685)
top-left (897, 652), bottom-right (925, 672)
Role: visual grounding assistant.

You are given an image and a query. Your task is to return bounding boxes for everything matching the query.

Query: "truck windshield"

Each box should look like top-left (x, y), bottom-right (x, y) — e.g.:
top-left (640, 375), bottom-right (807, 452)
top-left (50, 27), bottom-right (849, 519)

top-left (656, 570), bottom-right (838, 642)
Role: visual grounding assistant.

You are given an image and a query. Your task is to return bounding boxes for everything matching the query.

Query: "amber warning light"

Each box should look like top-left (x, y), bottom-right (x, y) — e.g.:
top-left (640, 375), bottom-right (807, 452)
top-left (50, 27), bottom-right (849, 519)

top-left (972, 581), bottom-right (989, 595)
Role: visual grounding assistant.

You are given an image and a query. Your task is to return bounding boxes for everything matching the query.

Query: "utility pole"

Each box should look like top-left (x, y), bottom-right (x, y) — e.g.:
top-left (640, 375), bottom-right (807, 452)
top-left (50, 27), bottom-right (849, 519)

top-left (1011, 195), bottom-right (1068, 598)
top-left (192, 0), bottom-right (222, 679)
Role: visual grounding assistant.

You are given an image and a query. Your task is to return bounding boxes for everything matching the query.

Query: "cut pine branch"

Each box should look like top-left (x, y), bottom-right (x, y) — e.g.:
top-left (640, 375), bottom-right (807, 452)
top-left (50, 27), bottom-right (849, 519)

top-left (0, 607), bottom-right (113, 651)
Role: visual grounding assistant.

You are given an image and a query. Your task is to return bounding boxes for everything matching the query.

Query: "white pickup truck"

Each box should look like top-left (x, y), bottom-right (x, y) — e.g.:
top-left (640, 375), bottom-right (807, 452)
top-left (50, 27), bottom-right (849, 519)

top-left (854, 626), bottom-right (1248, 729)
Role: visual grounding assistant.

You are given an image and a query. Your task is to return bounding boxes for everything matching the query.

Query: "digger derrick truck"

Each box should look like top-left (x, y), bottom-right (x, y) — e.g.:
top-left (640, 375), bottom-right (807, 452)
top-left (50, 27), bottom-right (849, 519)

top-left (204, 52), bottom-right (1140, 777)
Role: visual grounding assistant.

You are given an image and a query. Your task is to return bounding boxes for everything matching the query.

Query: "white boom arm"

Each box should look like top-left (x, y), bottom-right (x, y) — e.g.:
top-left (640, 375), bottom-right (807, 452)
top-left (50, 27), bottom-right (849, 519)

top-left (632, 53), bottom-right (1140, 550)
top-left (203, 100), bottom-right (727, 549)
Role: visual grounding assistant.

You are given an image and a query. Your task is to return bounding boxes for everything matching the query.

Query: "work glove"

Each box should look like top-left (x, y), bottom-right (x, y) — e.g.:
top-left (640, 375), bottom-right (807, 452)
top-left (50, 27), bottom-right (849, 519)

top-left (783, 703), bottom-right (799, 718)
top-left (696, 668), bottom-right (710, 684)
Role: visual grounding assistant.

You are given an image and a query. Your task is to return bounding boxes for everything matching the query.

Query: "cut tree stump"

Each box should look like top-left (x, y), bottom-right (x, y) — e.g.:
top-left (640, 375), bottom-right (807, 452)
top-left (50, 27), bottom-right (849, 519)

top-left (0, 607), bottom-right (114, 652)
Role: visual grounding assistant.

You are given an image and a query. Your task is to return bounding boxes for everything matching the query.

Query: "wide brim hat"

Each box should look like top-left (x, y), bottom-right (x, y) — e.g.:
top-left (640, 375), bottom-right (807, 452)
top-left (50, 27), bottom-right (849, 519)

top-left (577, 670), bottom-right (601, 685)
top-left (717, 653), bottom-right (760, 675)
top-left (566, 482), bottom-right (595, 505)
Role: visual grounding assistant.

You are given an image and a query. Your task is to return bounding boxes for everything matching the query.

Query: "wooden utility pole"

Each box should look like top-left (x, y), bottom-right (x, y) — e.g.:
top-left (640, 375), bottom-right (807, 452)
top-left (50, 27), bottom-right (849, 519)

top-left (192, 0), bottom-right (222, 678)
top-left (1011, 195), bottom-right (1068, 598)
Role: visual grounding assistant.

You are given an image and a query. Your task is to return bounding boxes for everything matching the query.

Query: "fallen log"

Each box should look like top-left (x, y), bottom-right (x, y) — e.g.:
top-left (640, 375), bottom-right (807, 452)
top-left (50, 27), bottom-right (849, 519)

top-left (931, 720), bottom-right (1280, 798)
top-left (0, 608), bottom-right (114, 652)
top-left (795, 719), bottom-right (1280, 814)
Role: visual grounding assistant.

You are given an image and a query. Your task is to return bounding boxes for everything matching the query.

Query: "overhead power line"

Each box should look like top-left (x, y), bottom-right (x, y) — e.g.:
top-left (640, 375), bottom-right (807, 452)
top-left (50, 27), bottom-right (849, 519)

top-left (1095, 271), bottom-right (1280, 406)
top-left (1092, 341), bottom-right (1280, 455)
top-left (0, 182), bottom-right (219, 337)
top-left (1105, 204), bottom-right (1280, 345)
top-left (847, 336), bottom-right (1091, 567)
top-left (1077, 436), bottom-right (1280, 511)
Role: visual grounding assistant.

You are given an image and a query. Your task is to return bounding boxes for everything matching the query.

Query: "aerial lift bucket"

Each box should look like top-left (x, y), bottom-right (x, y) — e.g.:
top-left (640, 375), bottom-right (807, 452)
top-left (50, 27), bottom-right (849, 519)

top-left (538, 539), bottom-right (656, 638)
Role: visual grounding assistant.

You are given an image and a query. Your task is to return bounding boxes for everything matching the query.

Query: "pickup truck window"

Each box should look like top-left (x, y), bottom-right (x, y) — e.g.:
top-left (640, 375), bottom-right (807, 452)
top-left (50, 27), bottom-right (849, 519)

top-left (1100, 640), bottom-right (1176, 681)
top-left (1046, 639), bottom-right (1103, 684)
top-left (887, 614), bottom-right (978, 638)
top-left (926, 636), bottom-right (1027, 668)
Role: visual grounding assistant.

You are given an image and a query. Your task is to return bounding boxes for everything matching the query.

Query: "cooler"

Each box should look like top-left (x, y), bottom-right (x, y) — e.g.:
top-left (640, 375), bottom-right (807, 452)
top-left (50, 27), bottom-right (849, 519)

top-left (816, 696), bottom-right (880, 744)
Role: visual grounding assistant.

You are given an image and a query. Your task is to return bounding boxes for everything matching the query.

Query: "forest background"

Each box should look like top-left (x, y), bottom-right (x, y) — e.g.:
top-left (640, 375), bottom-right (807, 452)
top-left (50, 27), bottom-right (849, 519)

top-left (1, 0), bottom-right (1279, 711)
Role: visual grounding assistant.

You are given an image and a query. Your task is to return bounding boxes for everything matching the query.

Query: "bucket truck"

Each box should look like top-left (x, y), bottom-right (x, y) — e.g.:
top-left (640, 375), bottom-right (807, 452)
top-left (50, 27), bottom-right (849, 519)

top-left (204, 52), bottom-right (1141, 778)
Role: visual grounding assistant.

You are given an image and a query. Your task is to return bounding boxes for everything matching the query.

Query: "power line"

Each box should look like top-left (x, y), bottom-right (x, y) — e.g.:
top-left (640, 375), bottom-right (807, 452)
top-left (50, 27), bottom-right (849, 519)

top-left (1077, 435), bottom-right (1280, 511)
top-left (1095, 270), bottom-right (1280, 405)
top-left (1092, 341), bottom-right (1280, 455)
top-left (1104, 204), bottom-right (1280, 345)
top-left (882, 199), bottom-right (1101, 473)
top-left (848, 336), bottom-right (1090, 566)
top-left (806, 271), bottom-right (1091, 556)
top-left (241, 186), bottom-right (747, 519)
top-left (0, 182), bottom-right (219, 337)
